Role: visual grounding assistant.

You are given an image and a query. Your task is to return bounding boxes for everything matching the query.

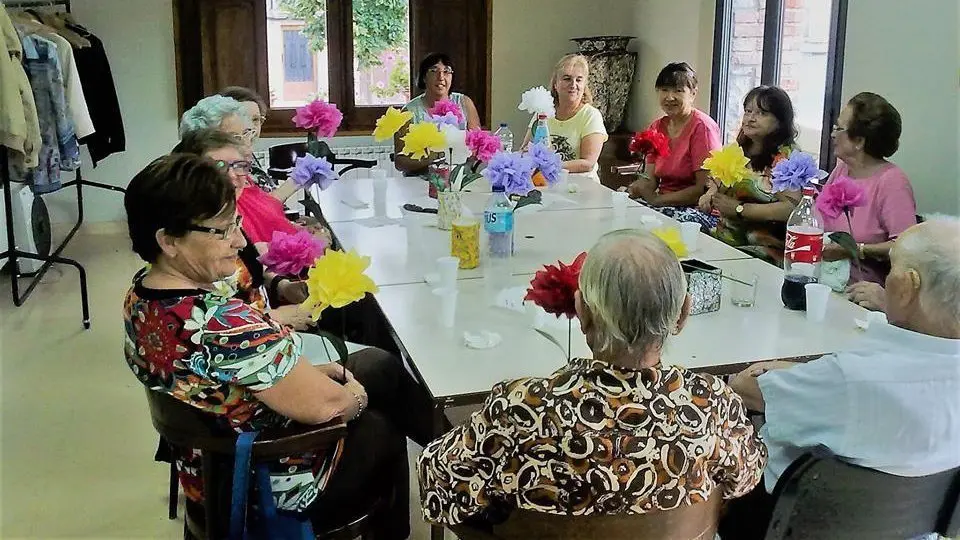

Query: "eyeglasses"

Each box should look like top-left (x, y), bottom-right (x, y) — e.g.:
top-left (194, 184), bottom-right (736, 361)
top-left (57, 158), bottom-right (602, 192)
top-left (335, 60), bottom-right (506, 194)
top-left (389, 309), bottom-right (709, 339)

top-left (427, 67), bottom-right (454, 76)
top-left (185, 215), bottom-right (243, 241)
top-left (215, 159), bottom-right (253, 174)
top-left (228, 128), bottom-right (257, 143)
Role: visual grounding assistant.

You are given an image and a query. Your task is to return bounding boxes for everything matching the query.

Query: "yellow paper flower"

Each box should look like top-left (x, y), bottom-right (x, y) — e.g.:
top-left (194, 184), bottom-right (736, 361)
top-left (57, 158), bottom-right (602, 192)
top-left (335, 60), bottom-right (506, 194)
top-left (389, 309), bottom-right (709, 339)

top-left (652, 227), bottom-right (688, 258)
top-left (702, 143), bottom-right (752, 187)
top-left (300, 250), bottom-right (379, 320)
top-left (372, 107), bottom-right (413, 142)
top-left (400, 122), bottom-right (446, 160)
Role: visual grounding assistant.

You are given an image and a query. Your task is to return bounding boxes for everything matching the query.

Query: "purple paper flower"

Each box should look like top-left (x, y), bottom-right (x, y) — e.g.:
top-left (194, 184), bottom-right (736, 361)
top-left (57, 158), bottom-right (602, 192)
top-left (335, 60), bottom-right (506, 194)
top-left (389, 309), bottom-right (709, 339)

top-left (428, 112), bottom-right (461, 128)
top-left (528, 143), bottom-right (562, 186)
top-left (771, 151), bottom-right (819, 193)
top-left (259, 230), bottom-right (327, 276)
top-left (815, 177), bottom-right (867, 219)
top-left (482, 151), bottom-right (535, 196)
top-left (291, 153), bottom-right (338, 190)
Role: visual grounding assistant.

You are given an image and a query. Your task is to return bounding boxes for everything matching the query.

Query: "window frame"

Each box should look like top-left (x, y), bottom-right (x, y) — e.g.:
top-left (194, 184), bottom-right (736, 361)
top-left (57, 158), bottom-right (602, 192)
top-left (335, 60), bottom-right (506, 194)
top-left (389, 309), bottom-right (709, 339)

top-left (709, 0), bottom-right (849, 170)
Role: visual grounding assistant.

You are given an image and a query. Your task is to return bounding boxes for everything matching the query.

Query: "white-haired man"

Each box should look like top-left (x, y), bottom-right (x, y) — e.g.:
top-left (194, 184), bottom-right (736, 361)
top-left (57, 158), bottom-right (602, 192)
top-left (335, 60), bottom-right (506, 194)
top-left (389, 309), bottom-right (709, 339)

top-left (725, 219), bottom-right (960, 538)
top-left (418, 230), bottom-right (766, 530)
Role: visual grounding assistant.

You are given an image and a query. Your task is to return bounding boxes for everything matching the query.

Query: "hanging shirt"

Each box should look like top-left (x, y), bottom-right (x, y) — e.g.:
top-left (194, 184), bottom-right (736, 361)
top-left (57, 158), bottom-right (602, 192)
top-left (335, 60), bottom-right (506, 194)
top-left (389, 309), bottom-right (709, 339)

top-left (0, 7), bottom-right (41, 167)
top-left (44, 32), bottom-right (94, 139)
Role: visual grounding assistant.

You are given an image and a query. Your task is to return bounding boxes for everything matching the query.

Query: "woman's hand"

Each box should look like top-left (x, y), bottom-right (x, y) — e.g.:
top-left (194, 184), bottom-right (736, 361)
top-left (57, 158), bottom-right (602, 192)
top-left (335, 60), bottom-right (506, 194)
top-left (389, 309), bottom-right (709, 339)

top-left (711, 192), bottom-right (740, 218)
top-left (697, 191), bottom-right (714, 213)
top-left (821, 243), bottom-right (852, 262)
top-left (270, 304), bottom-right (316, 331)
top-left (316, 362), bottom-right (351, 382)
top-left (278, 280), bottom-right (309, 304)
top-left (846, 281), bottom-right (886, 312)
top-left (627, 176), bottom-right (658, 204)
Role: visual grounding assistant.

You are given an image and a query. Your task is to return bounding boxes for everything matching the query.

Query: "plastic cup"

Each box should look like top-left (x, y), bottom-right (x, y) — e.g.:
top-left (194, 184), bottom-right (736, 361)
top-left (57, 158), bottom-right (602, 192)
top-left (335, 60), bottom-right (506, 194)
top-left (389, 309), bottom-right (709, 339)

top-left (372, 174), bottom-right (387, 217)
top-left (436, 288), bottom-right (459, 328)
top-left (805, 283), bottom-right (831, 322)
top-left (436, 256), bottom-right (460, 290)
top-left (731, 273), bottom-right (759, 307)
top-left (680, 222), bottom-right (700, 252)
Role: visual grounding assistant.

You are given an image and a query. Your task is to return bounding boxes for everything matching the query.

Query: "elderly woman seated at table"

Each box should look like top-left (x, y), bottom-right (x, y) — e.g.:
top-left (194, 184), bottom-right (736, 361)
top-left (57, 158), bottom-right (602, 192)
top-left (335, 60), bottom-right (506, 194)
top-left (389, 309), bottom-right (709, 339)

top-left (418, 229), bottom-right (766, 529)
top-left (123, 153), bottom-right (433, 538)
top-left (522, 53), bottom-right (608, 175)
top-left (627, 62), bottom-right (723, 229)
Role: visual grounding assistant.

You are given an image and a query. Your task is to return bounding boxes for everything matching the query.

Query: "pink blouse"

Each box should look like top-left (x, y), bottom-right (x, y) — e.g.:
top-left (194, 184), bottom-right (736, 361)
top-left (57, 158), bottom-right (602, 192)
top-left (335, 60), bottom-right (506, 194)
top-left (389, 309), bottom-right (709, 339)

top-left (648, 109), bottom-right (722, 194)
top-left (822, 161), bottom-right (917, 284)
top-left (236, 180), bottom-right (298, 245)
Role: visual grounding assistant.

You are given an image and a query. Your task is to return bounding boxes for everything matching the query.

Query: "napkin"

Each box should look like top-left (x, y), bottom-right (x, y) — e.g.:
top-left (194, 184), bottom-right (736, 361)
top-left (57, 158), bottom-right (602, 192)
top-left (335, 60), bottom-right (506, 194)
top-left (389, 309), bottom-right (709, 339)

top-left (464, 330), bottom-right (502, 349)
top-left (340, 194), bottom-right (369, 209)
top-left (494, 287), bottom-right (528, 312)
top-left (355, 216), bottom-right (400, 228)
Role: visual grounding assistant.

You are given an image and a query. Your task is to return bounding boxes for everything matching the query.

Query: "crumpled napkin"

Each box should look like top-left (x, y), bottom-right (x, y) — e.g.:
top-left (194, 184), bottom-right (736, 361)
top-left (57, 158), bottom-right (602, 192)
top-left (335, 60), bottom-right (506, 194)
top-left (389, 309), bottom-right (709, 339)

top-left (494, 287), bottom-right (527, 312)
top-left (464, 330), bottom-right (502, 349)
top-left (820, 237), bottom-right (852, 292)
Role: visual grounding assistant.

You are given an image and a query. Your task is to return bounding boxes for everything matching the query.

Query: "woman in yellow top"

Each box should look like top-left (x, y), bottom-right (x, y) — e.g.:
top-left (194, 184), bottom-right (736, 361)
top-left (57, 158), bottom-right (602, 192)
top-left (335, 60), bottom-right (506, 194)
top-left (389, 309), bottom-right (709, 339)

top-left (523, 54), bottom-right (608, 174)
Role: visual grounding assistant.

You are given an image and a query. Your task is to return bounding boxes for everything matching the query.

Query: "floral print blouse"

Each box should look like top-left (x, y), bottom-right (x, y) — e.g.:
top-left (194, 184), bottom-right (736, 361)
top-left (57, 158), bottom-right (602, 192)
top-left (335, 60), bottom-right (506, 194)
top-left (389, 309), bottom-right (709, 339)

top-left (123, 269), bottom-right (341, 512)
top-left (417, 358), bottom-right (766, 525)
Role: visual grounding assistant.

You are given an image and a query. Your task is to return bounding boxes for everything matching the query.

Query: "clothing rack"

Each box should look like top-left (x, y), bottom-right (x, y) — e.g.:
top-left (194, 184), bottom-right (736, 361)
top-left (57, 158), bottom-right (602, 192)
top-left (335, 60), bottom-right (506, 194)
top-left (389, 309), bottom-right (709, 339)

top-left (1, 0), bottom-right (125, 329)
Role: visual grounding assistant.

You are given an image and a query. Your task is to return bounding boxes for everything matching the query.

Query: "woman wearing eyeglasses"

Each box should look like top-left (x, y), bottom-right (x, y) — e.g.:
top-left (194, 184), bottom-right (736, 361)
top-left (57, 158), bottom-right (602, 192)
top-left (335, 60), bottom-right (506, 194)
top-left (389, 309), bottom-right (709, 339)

top-left (394, 52), bottom-right (481, 174)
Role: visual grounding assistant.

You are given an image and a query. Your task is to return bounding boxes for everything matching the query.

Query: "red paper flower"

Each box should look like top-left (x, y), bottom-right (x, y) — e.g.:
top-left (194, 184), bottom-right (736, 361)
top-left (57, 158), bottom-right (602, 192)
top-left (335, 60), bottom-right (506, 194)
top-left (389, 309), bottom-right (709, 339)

top-left (629, 129), bottom-right (671, 162)
top-left (524, 252), bottom-right (587, 319)
top-left (292, 99), bottom-right (343, 138)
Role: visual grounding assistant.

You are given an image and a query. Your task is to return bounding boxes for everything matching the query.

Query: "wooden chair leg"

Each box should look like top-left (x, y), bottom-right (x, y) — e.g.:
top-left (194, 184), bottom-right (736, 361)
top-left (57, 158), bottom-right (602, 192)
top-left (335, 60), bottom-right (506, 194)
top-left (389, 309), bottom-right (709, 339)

top-left (168, 459), bottom-right (179, 520)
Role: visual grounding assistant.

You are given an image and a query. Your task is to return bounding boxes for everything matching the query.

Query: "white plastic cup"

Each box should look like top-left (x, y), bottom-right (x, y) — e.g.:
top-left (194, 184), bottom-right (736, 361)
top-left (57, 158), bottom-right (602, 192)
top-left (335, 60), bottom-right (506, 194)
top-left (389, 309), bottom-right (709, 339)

top-left (372, 174), bottom-right (388, 217)
top-left (680, 222), bottom-right (701, 252)
top-left (611, 191), bottom-right (630, 224)
top-left (805, 283), bottom-right (831, 322)
top-left (555, 169), bottom-right (570, 192)
top-left (436, 256), bottom-right (460, 290)
top-left (437, 288), bottom-right (459, 328)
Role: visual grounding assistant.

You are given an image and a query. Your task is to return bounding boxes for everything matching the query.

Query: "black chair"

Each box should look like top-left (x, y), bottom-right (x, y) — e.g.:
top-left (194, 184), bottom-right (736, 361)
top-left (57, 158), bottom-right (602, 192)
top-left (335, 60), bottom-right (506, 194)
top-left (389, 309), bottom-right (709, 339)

top-left (765, 451), bottom-right (960, 539)
top-left (145, 389), bottom-right (382, 539)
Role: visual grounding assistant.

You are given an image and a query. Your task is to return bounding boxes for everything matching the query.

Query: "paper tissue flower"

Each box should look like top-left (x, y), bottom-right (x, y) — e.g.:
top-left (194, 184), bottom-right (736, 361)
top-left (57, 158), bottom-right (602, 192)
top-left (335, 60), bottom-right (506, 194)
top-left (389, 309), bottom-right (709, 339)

top-left (629, 129), bottom-right (671, 162)
top-left (400, 122), bottom-right (446, 160)
top-left (518, 86), bottom-right (556, 118)
top-left (428, 112), bottom-right (461, 128)
top-left (427, 98), bottom-right (465, 124)
top-left (702, 143), bottom-right (752, 188)
top-left (441, 124), bottom-right (470, 165)
top-left (771, 151), bottom-right (819, 193)
top-left (259, 230), bottom-right (327, 276)
top-left (524, 252), bottom-right (587, 319)
top-left (292, 99), bottom-right (343, 138)
top-left (465, 129), bottom-right (501, 163)
top-left (301, 249), bottom-right (379, 320)
top-left (528, 142), bottom-right (562, 187)
top-left (816, 177), bottom-right (867, 219)
top-left (372, 107), bottom-right (413, 142)
top-left (290, 153), bottom-right (338, 189)
top-left (483, 151), bottom-right (535, 195)
top-left (652, 227), bottom-right (688, 258)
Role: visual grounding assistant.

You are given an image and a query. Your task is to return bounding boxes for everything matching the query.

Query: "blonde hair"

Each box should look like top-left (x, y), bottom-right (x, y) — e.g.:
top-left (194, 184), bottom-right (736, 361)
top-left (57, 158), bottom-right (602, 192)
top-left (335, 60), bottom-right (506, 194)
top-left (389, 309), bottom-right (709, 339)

top-left (549, 54), bottom-right (593, 107)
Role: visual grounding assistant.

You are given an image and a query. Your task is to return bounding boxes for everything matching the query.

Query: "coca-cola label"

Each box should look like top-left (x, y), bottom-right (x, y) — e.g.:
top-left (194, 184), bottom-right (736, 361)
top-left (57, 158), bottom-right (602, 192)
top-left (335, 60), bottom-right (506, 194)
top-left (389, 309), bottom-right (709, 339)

top-left (785, 229), bottom-right (823, 264)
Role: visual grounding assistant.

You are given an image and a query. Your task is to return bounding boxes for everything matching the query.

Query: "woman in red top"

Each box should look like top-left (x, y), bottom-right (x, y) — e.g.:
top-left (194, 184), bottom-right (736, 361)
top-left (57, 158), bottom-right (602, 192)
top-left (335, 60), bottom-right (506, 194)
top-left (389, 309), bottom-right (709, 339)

top-left (627, 62), bottom-right (722, 230)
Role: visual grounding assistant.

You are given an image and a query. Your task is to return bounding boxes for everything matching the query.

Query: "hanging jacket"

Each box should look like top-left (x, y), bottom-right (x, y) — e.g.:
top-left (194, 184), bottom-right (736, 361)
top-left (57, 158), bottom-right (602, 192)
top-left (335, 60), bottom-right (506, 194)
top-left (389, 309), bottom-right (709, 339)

top-left (0, 7), bottom-right (41, 167)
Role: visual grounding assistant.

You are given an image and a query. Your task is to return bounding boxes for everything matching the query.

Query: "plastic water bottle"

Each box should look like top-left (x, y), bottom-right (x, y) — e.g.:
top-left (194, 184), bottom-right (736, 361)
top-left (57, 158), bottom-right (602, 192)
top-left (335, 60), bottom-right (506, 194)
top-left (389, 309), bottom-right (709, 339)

top-left (532, 113), bottom-right (550, 146)
top-left (483, 186), bottom-right (514, 291)
top-left (494, 123), bottom-right (514, 152)
top-left (781, 185), bottom-right (824, 310)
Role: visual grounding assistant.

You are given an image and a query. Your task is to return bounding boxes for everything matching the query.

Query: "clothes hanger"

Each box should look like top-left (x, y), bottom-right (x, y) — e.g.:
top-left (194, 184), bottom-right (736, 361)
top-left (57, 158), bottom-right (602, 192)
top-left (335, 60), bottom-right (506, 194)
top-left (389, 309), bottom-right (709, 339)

top-left (9, 11), bottom-right (60, 39)
top-left (26, 8), bottom-right (90, 48)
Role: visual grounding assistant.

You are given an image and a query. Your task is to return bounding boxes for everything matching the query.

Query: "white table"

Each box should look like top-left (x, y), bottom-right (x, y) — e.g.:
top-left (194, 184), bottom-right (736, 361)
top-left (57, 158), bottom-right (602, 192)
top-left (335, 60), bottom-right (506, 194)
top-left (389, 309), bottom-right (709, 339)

top-left (372, 258), bottom-right (870, 400)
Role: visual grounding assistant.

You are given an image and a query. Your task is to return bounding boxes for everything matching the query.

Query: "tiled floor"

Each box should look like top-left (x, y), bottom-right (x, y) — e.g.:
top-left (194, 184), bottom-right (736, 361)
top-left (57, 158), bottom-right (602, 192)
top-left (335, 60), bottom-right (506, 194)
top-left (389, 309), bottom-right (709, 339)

top-left (0, 224), bottom-right (437, 539)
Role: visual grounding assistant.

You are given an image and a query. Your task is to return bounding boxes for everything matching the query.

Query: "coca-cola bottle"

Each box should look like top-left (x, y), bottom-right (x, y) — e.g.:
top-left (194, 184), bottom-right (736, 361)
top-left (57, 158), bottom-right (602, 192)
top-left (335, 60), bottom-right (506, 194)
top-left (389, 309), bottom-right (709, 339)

top-left (781, 185), bottom-right (824, 310)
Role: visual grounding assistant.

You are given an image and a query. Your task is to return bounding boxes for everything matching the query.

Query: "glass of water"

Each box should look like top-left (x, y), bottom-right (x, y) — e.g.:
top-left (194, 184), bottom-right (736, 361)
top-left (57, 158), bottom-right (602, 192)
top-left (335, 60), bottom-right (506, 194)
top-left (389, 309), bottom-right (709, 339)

top-left (730, 273), bottom-right (759, 307)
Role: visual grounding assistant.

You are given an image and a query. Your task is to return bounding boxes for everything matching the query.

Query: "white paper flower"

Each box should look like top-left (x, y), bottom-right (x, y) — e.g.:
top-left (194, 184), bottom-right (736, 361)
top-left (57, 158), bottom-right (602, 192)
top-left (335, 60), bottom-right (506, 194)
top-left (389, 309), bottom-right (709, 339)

top-left (440, 125), bottom-right (470, 165)
top-left (518, 86), bottom-right (556, 118)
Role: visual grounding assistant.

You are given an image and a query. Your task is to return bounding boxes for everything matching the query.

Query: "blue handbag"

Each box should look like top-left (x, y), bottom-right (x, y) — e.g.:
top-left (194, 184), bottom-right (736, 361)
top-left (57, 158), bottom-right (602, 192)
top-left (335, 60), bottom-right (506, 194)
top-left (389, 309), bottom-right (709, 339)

top-left (228, 432), bottom-right (315, 540)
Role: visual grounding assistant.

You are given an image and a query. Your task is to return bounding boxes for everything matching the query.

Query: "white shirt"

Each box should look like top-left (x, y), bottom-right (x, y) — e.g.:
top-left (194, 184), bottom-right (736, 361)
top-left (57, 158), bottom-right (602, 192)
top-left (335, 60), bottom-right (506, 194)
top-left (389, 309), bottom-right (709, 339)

top-left (758, 321), bottom-right (960, 492)
top-left (45, 33), bottom-right (95, 139)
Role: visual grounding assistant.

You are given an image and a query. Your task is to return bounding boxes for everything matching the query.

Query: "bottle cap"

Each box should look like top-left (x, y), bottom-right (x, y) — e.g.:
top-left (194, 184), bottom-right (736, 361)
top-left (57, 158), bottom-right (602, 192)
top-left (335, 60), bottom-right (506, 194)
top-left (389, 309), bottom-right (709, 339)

top-left (802, 185), bottom-right (818, 196)
top-left (492, 185), bottom-right (505, 193)
top-left (499, 122), bottom-right (507, 127)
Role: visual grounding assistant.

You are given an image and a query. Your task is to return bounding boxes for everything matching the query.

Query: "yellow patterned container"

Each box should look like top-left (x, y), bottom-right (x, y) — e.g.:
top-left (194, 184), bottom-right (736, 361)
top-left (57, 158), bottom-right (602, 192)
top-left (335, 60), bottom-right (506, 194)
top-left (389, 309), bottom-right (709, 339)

top-left (450, 218), bottom-right (480, 269)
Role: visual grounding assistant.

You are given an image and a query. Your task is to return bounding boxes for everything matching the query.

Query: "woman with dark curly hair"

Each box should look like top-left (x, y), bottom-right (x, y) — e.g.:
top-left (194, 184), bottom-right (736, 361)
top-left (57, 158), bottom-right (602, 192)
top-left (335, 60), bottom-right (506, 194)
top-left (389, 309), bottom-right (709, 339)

top-left (820, 92), bottom-right (916, 284)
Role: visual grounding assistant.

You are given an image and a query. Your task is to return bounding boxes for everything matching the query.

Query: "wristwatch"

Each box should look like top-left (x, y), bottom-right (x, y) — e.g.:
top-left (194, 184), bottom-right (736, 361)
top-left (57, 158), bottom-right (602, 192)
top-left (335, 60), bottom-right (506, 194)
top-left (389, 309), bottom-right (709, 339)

top-left (735, 204), bottom-right (745, 216)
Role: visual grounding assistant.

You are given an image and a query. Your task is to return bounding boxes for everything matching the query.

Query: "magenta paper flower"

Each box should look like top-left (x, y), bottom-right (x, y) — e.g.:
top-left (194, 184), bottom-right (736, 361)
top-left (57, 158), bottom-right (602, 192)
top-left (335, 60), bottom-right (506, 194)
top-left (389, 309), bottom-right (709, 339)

top-left (427, 98), bottom-right (464, 124)
top-left (465, 128), bottom-right (501, 162)
top-left (259, 230), bottom-right (327, 276)
top-left (815, 177), bottom-right (867, 219)
top-left (292, 99), bottom-right (343, 138)
top-left (291, 153), bottom-right (338, 190)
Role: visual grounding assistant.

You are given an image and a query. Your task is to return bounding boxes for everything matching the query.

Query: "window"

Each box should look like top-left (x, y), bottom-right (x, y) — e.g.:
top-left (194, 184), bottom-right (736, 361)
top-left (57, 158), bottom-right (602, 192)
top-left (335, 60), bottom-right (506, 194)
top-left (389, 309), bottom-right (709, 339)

top-left (174, 0), bottom-right (491, 136)
top-left (710, 0), bottom-right (848, 168)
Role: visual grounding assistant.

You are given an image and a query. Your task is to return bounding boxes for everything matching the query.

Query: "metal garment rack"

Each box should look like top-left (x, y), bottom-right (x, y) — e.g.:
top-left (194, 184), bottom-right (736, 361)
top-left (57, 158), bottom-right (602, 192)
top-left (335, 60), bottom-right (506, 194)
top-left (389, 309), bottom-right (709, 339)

top-left (1, 0), bottom-right (125, 329)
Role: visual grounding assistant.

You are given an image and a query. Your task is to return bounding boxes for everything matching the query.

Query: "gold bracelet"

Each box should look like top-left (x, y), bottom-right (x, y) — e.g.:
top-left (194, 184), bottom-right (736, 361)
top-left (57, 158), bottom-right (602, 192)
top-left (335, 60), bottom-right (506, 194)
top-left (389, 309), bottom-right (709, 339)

top-left (349, 390), bottom-right (366, 420)
top-left (857, 242), bottom-right (866, 259)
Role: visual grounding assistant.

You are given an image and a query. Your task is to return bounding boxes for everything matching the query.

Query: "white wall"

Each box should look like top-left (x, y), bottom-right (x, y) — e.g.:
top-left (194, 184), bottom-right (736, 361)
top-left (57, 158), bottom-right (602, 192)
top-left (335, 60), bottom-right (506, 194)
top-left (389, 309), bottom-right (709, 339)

top-left (841, 0), bottom-right (960, 216)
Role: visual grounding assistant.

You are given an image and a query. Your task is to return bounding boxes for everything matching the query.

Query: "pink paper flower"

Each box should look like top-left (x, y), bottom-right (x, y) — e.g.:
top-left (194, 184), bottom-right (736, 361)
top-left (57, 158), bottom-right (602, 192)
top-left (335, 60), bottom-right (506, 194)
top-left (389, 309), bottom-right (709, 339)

top-left (427, 98), bottom-right (464, 124)
top-left (465, 128), bottom-right (501, 162)
top-left (292, 99), bottom-right (343, 138)
top-left (815, 177), bottom-right (867, 219)
top-left (259, 230), bottom-right (327, 276)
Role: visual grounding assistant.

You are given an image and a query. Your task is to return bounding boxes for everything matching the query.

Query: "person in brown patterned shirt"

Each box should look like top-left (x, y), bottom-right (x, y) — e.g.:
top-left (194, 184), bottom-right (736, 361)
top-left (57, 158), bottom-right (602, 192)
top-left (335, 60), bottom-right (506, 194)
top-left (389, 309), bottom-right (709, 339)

top-left (417, 229), bottom-right (767, 526)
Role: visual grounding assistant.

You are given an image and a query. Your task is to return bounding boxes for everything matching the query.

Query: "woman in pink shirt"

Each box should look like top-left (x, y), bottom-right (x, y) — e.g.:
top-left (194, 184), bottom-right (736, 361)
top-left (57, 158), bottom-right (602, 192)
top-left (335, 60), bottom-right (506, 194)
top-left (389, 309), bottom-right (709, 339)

top-left (822, 92), bottom-right (916, 284)
top-left (627, 62), bottom-right (722, 230)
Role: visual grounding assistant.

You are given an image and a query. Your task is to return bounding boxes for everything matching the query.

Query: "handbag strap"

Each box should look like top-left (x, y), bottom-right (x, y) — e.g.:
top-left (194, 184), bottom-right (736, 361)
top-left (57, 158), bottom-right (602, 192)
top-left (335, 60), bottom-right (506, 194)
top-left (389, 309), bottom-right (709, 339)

top-left (229, 431), bottom-right (258, 540)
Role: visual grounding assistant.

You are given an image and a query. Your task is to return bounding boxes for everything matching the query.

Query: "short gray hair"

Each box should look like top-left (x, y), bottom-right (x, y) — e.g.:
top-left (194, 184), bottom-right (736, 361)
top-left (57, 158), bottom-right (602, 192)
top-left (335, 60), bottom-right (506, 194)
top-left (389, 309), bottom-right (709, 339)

top-left (893, 217), bottom-right (960, 322)
top-left (578, 229), bottom-right (687, 356)
top-left (179, 95), bottom-right (248, 137)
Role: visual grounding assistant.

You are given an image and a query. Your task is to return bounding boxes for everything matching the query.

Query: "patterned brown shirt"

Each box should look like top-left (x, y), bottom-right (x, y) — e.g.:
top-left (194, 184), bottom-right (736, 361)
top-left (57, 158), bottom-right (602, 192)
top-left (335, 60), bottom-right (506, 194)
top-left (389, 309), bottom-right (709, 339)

top-left (417, 359), bottom-right (766, 525)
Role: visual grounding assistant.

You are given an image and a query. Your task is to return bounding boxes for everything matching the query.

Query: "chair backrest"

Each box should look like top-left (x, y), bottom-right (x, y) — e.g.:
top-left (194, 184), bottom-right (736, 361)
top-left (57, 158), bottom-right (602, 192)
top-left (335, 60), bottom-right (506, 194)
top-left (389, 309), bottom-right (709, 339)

top-left (766, 452), bottom-right (960, 539)
top-left (451, 494), bottom-right (722, 540)
top-left (267, 141), bottom-right (377, 180)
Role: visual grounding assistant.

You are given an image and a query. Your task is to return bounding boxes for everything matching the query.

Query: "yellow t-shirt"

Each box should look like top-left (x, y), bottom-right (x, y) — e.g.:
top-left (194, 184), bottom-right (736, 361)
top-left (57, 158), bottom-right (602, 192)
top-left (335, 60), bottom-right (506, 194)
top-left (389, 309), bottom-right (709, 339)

top-left (544, 104), bottom-right (608, 161)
